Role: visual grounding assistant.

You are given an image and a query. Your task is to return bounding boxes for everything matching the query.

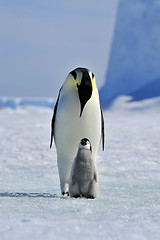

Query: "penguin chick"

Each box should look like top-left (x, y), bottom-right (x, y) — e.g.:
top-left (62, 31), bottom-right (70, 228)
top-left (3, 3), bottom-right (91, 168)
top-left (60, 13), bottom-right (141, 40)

top-left (69, 138), bottom-right (98, 199)
top-left (50, 67), bottom-right (104, 195)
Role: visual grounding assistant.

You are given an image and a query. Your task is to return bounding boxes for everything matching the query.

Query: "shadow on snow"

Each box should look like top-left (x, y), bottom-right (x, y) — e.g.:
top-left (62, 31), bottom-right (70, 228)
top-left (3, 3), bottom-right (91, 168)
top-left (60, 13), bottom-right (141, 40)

top-left (0, 192), bottom-right (67, 199)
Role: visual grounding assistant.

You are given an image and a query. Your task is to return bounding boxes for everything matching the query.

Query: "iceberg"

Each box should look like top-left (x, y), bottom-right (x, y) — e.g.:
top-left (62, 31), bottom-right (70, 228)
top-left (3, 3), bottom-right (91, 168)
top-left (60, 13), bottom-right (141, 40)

top-left (100, 0), bottom-right (160, 107)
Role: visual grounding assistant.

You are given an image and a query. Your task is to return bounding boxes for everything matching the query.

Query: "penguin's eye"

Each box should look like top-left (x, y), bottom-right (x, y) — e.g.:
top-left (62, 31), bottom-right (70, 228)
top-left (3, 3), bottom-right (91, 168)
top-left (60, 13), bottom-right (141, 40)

top-left (70, 70), bottom-right (77, 80)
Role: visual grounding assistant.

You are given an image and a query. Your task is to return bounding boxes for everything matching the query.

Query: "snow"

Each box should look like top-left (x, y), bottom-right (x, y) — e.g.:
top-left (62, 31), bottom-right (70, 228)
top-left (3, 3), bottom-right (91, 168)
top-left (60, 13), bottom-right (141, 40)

top-left (100, 0), bottom-right (160, 106)
top-left (0, 97), bottom-right (160, 240)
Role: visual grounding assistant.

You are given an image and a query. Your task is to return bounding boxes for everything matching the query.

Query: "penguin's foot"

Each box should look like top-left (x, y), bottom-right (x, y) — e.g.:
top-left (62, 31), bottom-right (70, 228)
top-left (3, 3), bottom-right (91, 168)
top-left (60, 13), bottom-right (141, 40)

top-left (72, 195), bottom-right (81, 198)
top-left (61, 183), bottom-right (69, 195)
top-left (82, 194), bottom-right (96, 199)
top-left (87, 196), bottom-right (96, 199)
top-left (71, 194), bottom-right (95, 199)
top-left (62, 192), bottom-right (69, 196)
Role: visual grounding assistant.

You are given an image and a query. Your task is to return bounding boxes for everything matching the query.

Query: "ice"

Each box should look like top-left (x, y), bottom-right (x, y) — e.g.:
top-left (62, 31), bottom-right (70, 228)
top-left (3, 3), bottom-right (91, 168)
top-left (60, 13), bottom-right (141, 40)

top-left (100, 0), bottom-right (160, 106)
top-left (0, 97), bottom-right (55, 109)
top-left (0, 97), bottom-right (160, 240)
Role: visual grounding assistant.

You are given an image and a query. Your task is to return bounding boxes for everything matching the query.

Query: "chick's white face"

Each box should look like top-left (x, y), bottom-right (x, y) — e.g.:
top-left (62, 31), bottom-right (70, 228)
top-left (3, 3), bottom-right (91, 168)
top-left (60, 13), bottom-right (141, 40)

top-left (78, 138), bottom-right (92, 151)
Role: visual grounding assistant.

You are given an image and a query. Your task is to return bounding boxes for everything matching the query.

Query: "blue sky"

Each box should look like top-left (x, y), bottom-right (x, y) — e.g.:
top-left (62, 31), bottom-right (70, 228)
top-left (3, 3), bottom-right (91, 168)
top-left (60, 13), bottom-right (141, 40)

top-left (0, 0), bottom-right (118, 98)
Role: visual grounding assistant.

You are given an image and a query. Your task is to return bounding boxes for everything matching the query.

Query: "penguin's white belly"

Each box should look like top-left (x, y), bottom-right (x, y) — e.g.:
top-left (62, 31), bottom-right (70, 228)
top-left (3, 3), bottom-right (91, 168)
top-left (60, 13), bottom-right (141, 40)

top-left (54, 92), bottom-right (101, 165)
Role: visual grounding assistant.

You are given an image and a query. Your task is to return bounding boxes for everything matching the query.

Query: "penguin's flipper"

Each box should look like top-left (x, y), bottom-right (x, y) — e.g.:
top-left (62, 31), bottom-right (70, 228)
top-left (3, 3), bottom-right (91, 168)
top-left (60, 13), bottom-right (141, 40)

top-left (100, 102), bottom-right (105, 151)
top-left (94, 171), bottom-right (98, 183)
top-left (69, 174), bottom-right (80, 197)
top-left (86, 171), bottom-right (98, 199)
top-left (50, 87), bottom-right (62, 148)
top-left (70, 172), bottom-right (76, 186)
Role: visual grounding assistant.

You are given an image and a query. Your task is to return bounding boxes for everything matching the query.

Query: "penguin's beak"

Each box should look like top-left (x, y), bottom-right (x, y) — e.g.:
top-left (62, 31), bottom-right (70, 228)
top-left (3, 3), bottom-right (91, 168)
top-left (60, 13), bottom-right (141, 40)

top-left (77, 74), bottom-right (93, 117)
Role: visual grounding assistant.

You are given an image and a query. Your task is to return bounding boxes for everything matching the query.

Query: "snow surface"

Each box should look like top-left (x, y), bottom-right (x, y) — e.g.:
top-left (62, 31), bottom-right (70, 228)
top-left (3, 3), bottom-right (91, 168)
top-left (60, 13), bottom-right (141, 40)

top-left (0, 97), bottom-right (160, 240)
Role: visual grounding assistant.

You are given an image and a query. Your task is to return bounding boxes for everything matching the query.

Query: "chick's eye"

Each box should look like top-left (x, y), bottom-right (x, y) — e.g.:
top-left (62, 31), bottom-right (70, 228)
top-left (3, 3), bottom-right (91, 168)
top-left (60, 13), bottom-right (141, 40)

top-left (70, 70), bottom-right (77, 80)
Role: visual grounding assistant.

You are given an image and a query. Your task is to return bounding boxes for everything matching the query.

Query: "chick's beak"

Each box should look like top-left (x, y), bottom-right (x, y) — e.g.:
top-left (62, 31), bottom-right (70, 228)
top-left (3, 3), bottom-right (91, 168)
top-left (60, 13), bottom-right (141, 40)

top-left (77, 74), bottom-right (92, 117)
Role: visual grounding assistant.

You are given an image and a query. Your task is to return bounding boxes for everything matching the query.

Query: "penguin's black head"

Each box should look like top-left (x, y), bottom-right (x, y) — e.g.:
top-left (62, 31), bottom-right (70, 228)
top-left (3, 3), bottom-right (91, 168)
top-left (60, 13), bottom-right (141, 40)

top-left (79, 138), bottom-right (92, 152)
top-left (70, 67), bottom-right (94, 117)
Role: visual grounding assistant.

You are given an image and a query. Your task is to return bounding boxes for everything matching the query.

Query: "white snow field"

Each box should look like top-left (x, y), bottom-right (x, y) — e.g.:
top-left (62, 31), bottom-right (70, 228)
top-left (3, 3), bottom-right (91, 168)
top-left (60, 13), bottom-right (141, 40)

top-left (0, 97), bottom-right (160, 240)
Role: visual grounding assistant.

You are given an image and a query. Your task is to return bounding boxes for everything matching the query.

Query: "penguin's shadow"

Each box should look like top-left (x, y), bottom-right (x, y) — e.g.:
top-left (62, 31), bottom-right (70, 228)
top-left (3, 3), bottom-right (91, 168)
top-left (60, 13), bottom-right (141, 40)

top-left (0, 192), bottom-right (67, 199)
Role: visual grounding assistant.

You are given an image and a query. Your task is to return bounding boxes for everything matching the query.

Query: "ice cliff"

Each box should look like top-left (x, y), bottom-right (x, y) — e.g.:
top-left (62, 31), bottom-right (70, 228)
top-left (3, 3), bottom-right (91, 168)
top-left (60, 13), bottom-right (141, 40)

top-left (100, 0), bottom-right (160, 107)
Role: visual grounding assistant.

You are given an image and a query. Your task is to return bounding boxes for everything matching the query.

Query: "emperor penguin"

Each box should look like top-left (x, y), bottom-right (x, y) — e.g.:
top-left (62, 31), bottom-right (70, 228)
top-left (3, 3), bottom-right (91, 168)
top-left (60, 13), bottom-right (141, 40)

top-left (50, 67), bottom-right (104, 195)
top-left (69, 138), bottom-right (98, 198)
